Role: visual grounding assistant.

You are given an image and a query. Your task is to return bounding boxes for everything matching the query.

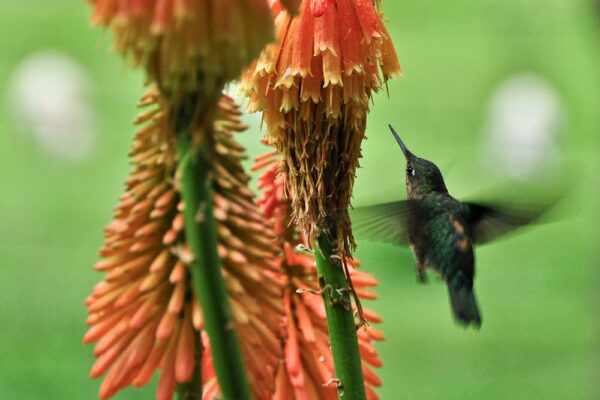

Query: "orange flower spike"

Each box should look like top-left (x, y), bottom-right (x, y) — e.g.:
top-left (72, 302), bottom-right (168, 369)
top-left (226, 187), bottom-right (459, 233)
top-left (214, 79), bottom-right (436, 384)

top-left (253, 150), bottom-right (385, 399)
top-left (85, 91), bottom-right (285, 400)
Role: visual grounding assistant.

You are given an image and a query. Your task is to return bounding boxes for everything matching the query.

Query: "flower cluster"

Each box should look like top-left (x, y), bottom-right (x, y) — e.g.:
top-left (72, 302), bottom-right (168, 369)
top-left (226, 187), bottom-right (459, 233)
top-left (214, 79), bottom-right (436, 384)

top-left (85, 1), bottom-right (398, 397)
top-left (89, 0), bottom-right (273, 97)
top-left (89, 0), bottom-right (277, 147)
top-left (84, 91), bottom-right (285, 400)
top-left (253, 149), bottom-right (384, 399)
top-left (241, 0), bottom-right (401, 257)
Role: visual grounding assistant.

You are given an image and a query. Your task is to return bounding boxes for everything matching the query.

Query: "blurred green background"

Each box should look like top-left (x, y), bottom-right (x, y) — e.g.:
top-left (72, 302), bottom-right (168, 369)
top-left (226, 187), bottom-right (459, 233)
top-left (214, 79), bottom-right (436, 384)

top-left (1, 1), bottom-right (599, 399)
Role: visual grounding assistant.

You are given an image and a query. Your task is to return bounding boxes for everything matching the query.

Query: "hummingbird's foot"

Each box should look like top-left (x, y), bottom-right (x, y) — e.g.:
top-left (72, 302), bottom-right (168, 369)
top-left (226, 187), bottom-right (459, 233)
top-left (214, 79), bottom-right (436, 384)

top-left (323, 378), bottom-right (344, 396)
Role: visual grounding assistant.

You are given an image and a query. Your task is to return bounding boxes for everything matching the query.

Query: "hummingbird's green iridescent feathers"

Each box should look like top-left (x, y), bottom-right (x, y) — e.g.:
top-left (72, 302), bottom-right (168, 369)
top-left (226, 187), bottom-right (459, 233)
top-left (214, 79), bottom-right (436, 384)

top-left (349, 200), bottom-right (409, 246)
top-left (350, 196), bottom-right (559, 248)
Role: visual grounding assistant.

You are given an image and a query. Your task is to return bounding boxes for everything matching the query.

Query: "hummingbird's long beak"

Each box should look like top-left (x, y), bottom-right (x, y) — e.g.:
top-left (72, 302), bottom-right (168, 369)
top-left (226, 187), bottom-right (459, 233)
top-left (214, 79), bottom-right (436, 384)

top-left (388, 124), bottom-right (415, 160)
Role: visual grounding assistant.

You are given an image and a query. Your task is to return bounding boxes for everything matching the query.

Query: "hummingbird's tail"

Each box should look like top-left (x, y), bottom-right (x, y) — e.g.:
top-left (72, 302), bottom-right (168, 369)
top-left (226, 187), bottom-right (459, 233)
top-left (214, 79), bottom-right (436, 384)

top-left (448, 284), bottom-right (481, 328)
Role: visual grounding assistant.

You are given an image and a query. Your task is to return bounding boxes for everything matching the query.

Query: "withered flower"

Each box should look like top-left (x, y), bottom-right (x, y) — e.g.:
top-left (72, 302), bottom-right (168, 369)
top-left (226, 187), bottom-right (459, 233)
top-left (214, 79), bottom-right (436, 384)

top-left (240, 0), bottom-right (401, 257)
top-left (85, 91), bottom-right (285, 400)
top-left (253, 150), bottom-right (384, 400)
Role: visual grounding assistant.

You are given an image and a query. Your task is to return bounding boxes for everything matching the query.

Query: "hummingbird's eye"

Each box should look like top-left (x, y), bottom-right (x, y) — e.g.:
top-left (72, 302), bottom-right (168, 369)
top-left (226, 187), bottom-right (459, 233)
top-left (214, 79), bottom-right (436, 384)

top-left (407, 165), bottom-right (415, 176)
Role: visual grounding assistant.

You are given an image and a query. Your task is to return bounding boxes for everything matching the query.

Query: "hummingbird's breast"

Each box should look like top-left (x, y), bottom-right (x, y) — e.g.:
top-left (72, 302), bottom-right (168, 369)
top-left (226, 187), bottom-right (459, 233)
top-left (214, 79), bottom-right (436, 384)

top-left (407, 194), bottom-right (475, 282)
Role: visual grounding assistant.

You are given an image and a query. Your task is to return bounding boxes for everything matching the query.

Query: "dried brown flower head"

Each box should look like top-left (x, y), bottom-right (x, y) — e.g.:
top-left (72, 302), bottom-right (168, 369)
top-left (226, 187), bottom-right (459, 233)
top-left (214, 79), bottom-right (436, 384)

top-left (240, 0), bottom-right (401, 257)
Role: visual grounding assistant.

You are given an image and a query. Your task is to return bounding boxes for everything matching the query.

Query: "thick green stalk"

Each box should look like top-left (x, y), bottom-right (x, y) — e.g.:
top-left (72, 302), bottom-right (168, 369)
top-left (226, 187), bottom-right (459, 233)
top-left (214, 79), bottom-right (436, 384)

top-left (315, 234), bottom-right (366, 400)
top-left (176, 136), bottom-right (251, 400)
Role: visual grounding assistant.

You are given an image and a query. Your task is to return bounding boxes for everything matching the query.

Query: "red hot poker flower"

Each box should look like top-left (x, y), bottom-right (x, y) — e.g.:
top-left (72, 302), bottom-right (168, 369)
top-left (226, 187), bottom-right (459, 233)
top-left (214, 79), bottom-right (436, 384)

top-left (85, 91), bottom-right (285, 400)
top-left (253, 149), bottom-right (385, 400)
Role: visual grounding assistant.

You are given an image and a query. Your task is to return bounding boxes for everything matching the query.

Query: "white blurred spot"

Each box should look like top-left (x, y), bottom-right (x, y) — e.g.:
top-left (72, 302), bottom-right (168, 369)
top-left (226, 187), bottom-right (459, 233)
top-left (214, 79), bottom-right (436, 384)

top-left (8, 50), bottom-right (97, 162)
top-left (481, 73), bottom-right (565, 180)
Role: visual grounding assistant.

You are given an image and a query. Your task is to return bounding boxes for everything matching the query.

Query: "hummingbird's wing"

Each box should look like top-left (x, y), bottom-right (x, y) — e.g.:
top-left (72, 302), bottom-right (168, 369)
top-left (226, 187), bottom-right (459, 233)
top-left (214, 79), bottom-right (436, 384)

top-left (350, 201), bottom-right (409, 246)
top-left (464, 202), bottom-right (553, 245)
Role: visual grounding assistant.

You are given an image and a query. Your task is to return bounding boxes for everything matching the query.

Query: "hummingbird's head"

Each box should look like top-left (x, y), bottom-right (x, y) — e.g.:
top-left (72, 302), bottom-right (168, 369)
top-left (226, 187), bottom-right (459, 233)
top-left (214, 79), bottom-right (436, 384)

top-left (388, 125), bottom-right (448, 198)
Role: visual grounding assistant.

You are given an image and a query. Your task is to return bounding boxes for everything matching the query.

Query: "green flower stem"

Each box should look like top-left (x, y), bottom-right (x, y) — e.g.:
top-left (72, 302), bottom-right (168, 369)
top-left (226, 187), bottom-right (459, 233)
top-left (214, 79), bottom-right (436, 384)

top-left (176, 135), bottom-right (251, 400)
top-left (315, 234), bottom-right (367, 400)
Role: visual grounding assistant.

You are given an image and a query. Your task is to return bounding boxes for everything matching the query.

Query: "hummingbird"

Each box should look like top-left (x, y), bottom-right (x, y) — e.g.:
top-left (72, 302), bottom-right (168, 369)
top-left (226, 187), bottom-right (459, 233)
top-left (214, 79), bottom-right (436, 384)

top-left (351, 125), bottom-right (558, 328)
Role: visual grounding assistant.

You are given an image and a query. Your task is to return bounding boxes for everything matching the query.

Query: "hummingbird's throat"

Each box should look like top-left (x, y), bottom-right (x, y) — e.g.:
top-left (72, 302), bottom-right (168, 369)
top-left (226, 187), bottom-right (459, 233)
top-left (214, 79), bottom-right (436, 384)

top-left (406, 177), bottom-right (436, 199)
top-left (406, 178), bottom-right (420, 199)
